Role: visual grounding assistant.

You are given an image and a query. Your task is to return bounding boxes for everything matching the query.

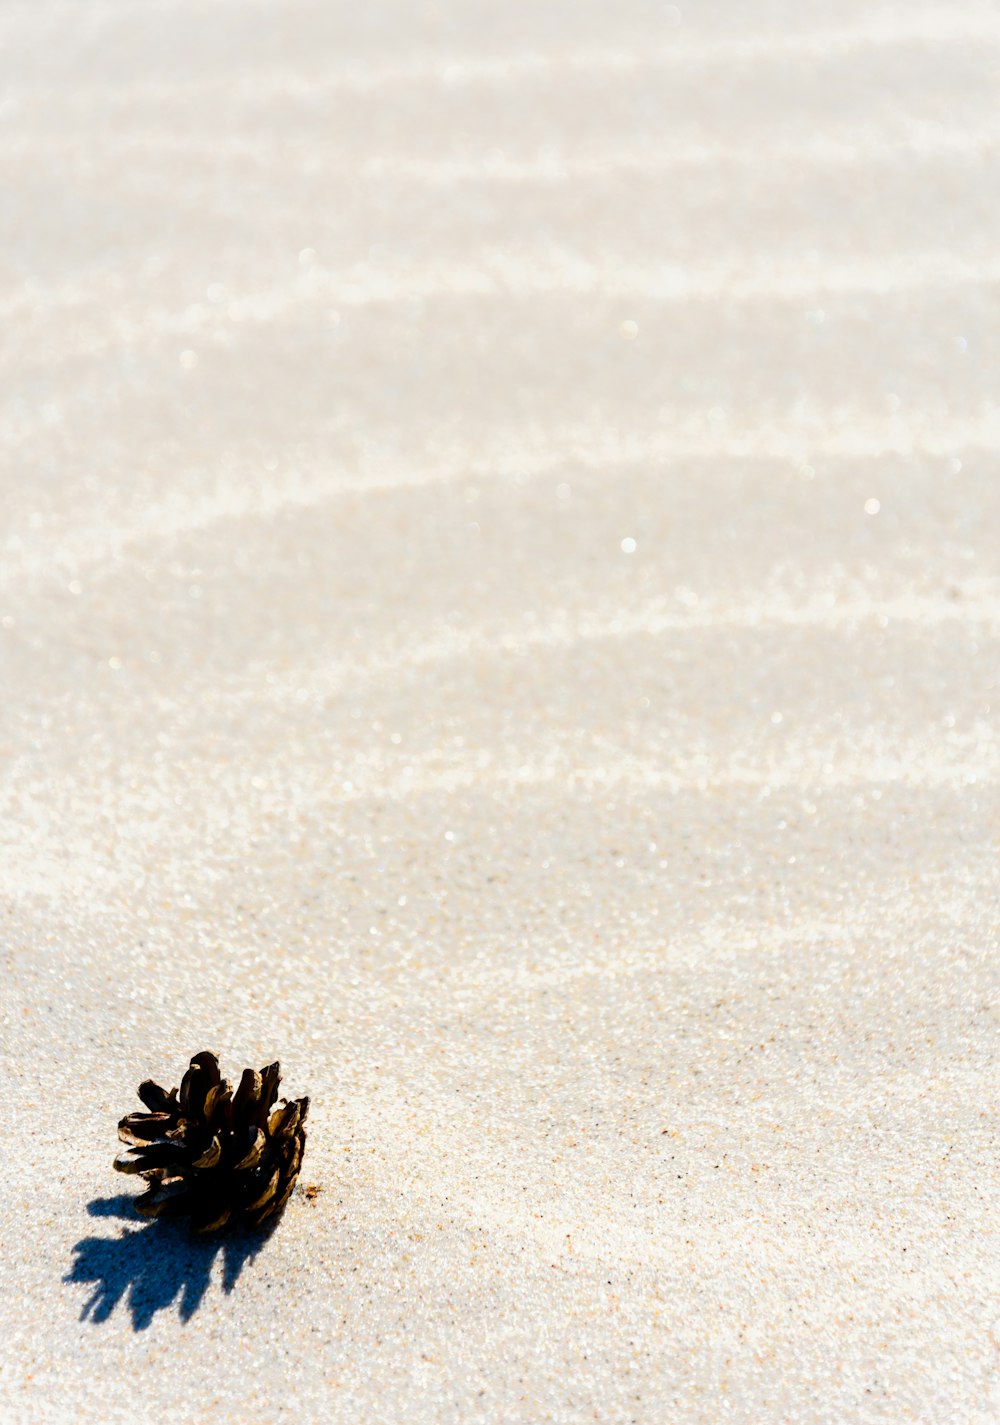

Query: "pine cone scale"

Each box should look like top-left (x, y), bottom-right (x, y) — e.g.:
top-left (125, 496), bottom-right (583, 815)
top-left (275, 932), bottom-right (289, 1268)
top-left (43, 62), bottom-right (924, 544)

top-left (135, 1180), bottom-right (193, 1218)
top-left (244, 1166), bottom-right (280, 1212)
top-left (194, 1203), bottom-right (231, 1233)
top-left (232, 1068), bottom-right (262, 1120)
top-left (137, 1081), bottom-right (177, 1113)
top-left (180, 1055), bottom-right (219, 1118)
top-left (203, 1081), bottom-right (231, 1125)
top-left (113, 1151), bottom-right (147, 1175)
top-left (118, 1111), bottom-right (174, 1143)
top-left (191, 1135), bottom-right (222, 1169)
top-left (121, 1138), bottom-right (199, 1173)
top-left (233, 1126), bottom-right (266, 1170)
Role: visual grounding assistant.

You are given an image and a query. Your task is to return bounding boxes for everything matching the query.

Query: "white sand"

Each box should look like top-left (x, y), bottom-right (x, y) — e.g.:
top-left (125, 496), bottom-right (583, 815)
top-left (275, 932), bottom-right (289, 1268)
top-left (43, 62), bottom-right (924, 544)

top-left (1, 2), bottom-right (999, 1421)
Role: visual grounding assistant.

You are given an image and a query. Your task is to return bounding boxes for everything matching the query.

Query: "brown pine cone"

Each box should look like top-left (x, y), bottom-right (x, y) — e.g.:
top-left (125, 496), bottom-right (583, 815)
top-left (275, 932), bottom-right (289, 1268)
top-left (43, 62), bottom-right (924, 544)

top-left (114, 1050), bottom-right (308, 1232)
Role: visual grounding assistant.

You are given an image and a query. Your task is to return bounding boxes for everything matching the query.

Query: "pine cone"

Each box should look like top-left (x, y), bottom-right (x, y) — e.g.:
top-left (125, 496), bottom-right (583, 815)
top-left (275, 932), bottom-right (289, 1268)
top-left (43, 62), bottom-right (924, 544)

top-left (114, 1050), bottom-right (308, 1232)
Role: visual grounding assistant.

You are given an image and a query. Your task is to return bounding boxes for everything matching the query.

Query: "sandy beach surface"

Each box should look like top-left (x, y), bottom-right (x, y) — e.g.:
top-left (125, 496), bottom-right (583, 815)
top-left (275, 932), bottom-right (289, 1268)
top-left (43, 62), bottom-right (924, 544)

top-left (1, 2), bottom-right (999, 1421)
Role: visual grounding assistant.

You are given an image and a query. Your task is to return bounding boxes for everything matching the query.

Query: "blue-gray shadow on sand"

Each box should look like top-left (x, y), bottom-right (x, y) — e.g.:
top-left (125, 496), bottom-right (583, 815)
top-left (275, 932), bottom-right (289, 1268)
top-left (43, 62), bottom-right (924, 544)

top-left (66, 1195), bottom-right (268, 1329)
